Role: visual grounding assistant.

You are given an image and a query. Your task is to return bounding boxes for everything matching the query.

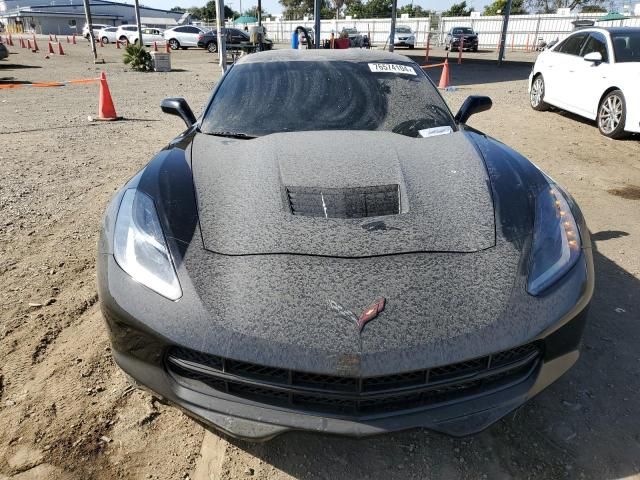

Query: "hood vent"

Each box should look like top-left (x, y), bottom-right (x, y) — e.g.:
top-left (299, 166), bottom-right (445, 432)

top-left (286, 185), bottom-right (400, 219)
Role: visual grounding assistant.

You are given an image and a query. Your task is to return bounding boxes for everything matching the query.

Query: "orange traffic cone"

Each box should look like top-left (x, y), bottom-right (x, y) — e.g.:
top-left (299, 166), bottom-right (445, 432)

top-left (153, 41), bottom-right (158, 52)
top-left (116, 39), bottom-right (121, 49)
top-left (67, 36), bottom-right (70, 43)
top-left (72, 34), bottom-right (77, 45)
top-left (48, 41), bottom-right (55, 54)
top-left (49, 34), bottom-right (53, 41)
top-left (97, 72), bottom-right (121, 121)
top-left (165, 42), bottom-right (170, 53)
top-left (8, 34), bottom-right (13, 46)
top-left (58, 42), bottom-right (65, 55)
top-left (32, 35), bottom-right (39, 51)
top-left (55, 34), bottom-right (58, 42)
top-left (438, 58), bottom-right (451, 89)
top-left (100, 36), bottom-right (104, 47)
top-left (27, 39), bottom-right (32, 50)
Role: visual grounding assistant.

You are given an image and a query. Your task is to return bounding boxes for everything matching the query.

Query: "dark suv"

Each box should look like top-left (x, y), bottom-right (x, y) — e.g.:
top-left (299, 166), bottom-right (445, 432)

top-left (445, 27), bottom-right (479, 52)
top-left (197, 28), bottom-right (273, 53)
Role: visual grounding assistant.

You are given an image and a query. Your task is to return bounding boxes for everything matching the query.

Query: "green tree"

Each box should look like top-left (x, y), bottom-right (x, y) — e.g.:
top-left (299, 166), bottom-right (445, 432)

top-left (279, 0), bottom-right (331, 19)
top-left (188, 2), bottom-right (238, 20)
top-left (580, 4), bottom-right (606, 11)
top-left (483, 0), bottom-right (527, 14)
top-left (442, 1), bottom-right (474, 16)
top-left (344, 0), bottom-right (392, 17)
top-left (525, 0), bottom-right (606, 12)
top-left (243, 5), bottom-right (270, 17)
top-left (398, 4), bottom-right (432, 16)
top-left (170, 6), bottom-right (186, 12)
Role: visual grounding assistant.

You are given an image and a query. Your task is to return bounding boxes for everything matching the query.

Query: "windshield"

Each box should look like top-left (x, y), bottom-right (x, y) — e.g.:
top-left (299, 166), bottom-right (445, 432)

top-left (396, 27), bottom-right (412, 33)
top-left (201, 60), bottom-right (455, 138)
top-left (612, 31), bottom-right (640, 62)
top-left (453, 28), bottom-right (474, 35)
top-left (343, 28), bottom-right (357, 34)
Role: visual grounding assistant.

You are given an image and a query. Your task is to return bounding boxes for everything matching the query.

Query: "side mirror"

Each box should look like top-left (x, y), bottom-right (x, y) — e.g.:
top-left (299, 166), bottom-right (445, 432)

top-left (454, 95), bottom-right (492, 124)
top-left (161, 97), bottom-right (196, 127)
top-left (584, 51), bottom-right (602, 63)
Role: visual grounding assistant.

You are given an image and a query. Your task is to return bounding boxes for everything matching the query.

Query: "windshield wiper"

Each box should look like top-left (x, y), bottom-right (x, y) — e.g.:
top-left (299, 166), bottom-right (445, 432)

top-left (207, 131), bottom-right (257, 139)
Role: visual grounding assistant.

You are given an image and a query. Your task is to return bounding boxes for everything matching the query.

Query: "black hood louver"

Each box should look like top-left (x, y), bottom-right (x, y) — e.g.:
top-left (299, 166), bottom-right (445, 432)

top-left (286, 185), bottom-right (401, 219)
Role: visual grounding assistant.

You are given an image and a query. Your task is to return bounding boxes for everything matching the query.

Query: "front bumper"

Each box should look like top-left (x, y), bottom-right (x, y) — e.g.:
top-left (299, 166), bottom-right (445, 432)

top-left (100, 249), bottom-right (591, 440)
top-left (451, 38), bottom-right (478, 48)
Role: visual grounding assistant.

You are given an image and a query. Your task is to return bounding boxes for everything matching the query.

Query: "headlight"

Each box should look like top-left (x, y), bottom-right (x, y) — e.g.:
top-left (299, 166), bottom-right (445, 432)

top-left (113, 189), bottom-right (182, 300)
top-left (527, 185), bottom-right (581, 296)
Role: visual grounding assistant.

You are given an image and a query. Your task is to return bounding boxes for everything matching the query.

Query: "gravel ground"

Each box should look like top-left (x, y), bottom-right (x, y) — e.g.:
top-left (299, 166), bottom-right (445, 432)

top-left (1, 38), bottom-right (639, 480)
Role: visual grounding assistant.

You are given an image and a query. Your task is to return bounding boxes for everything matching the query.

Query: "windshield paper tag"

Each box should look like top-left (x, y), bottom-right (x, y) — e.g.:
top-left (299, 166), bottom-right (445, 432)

top-left (368, 63), bottom-right (417, 75)
top-left (419, 126), bottom-right (453, 138)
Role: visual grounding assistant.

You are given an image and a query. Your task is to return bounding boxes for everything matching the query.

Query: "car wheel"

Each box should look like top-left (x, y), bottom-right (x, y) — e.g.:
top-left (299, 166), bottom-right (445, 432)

top-left (119, 36), bottom-right (128, 42)
top-left (101, 36), bottom-right (109, 44)
top-left (530, 74), bottom-right (550, 112)
top-left (444, 44), bottom-right (449, 51)
top-left (169, 38), bottom-right (180, 50)
top-left (597, 89), bottom-right (627, 139)
top-left (207, 41), bottom-right (217, 53)
top-left (472, 46), bottom-right (478, 52)
top-left (409, 44), bottom-right (414, 49)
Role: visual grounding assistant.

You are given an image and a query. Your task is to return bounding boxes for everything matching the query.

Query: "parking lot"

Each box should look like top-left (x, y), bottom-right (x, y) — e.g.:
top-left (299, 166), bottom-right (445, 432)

top-left (1, 39), bottom-right (639, 480)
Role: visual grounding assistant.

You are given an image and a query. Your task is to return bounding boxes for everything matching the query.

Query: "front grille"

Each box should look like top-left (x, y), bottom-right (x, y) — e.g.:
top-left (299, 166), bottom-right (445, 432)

top-left (166, 343), bottom-right (541, 417)
top-left (286, 185), bottom-right (400, 219)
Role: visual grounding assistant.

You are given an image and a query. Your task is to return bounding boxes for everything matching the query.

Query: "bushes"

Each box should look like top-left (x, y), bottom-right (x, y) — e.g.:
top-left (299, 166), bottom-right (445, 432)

top-left (123, 44), bottom-right (153, 72)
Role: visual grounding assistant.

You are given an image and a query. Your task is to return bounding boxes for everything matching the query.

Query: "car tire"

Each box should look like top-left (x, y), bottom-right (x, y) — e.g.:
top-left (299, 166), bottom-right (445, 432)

top-left (444, 44), bottom-right (449, 51)
top-left (472, 46), bottom-right (478, 52)
top-left (409, 44), bottom-right (415, 49)
top-left (119, 35), bottom-right (128, 43)
top-left (597, 89), bottom-right (628, 139)
top-left (530, 74), bottom-right (550, 112)
top-left (169, 38), bottom-right (180, 50)
top-left (102, 37), bottom-right (109, 44)
top-left (207, 41), bottom-right (217, 53)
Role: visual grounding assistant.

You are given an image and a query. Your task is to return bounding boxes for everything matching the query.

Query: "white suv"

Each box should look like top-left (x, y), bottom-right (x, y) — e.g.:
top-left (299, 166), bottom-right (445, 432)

top-left (83, 23), bottom-right (110, 40)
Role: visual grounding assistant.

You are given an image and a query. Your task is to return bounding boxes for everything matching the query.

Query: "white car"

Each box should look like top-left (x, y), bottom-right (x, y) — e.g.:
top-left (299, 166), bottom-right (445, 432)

top-left (163, 25), bottom-right (209, 50)
top-left (394, 25), bottom-right (415, 49)
top-left (116, 25), bottom-right (164, 46)
top-left (97, 26), bottom-right (119, 44)
top-left (82, 23), bottom-right (110, 40)
top-left (529, 27), bottom-right (640, 138)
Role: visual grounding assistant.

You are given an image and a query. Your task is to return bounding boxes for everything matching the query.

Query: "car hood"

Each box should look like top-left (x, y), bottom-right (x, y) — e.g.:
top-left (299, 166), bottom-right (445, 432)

top-left (191, 130), bottom-right (495, 257)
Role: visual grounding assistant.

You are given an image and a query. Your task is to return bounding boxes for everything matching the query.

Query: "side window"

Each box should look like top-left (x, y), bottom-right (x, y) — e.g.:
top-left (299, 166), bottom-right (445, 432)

top-left (185, 27), bottom-right (200, 33)
top-left (580, 32), bottom-right (609, 62)
top-left (174, 27), bottom-right (187, 32)
top-left (557, 33), bottom-right (587, 55)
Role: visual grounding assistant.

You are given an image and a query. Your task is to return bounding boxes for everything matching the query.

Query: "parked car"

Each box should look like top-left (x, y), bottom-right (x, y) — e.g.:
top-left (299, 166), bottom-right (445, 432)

top-left (529, 27), bottom-right (640, 139)
top-left (394, 25), bottom-right (415, 49)
top-left (98, 49), bottom-right (593, 441)
top-left (115, 25), bottom-right (138, 43)
top-left (97, 26), bottom-right (119, 44)
top-left (341, 27), bottom-right (364, 47)
top-left (197, 28), bottom-right (273, 53)
top-left (0, 43), bottom-right (8, 60)
top-left (82, 23), bottom-right (111, 40)
top-left (164, 25), bottom-right (209, 50)
top-left (445, 27), bottom-right (478, 52)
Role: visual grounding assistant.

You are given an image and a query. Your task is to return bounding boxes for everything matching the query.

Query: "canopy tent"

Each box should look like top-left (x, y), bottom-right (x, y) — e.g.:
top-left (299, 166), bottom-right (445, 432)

top-left (234, 15), bottom-right (257, 24)
top-left (596, 12), bottom-right (628, 22)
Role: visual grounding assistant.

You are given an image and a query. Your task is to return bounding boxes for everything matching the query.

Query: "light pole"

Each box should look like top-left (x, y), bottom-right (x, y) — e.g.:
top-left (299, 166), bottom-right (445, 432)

top-left (497, 0), bottom-right (513, 66)
top-left (389, 0), bottom-right (397, 52)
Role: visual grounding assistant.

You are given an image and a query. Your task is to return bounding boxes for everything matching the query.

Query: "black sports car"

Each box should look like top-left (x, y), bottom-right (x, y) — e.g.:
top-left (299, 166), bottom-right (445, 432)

top-left (98, 50), bottom-right (594, 441)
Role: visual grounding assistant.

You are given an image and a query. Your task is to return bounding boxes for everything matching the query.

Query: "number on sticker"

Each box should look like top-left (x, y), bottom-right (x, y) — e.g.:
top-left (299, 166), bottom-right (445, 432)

top-left (368, 63), bottom-right (417, 75)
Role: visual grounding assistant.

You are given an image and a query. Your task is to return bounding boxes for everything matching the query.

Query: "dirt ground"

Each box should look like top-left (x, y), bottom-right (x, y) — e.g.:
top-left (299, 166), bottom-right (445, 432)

top-left (1, 38), bottom-right (639, 480)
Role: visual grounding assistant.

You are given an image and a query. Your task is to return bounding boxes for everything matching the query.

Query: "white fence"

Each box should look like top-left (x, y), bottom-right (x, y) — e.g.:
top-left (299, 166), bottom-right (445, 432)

top-left (439, 13), bottom-right (640, 49)
top-left (229, 13), bottom-right (640, 49)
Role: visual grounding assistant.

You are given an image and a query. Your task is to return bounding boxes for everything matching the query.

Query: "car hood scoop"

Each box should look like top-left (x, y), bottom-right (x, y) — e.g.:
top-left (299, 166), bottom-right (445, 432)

top-left (191, 130), bottom-right (495, 257)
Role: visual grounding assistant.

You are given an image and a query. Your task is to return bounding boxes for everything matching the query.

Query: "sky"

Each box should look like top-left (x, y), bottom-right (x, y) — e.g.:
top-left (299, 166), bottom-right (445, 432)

top-left (128, 0), bottom-right (491, 18)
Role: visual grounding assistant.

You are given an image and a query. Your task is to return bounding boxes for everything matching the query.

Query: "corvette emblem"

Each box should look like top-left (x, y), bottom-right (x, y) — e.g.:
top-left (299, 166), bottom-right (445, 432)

top-left (328, 297), bottom-right (386, 332)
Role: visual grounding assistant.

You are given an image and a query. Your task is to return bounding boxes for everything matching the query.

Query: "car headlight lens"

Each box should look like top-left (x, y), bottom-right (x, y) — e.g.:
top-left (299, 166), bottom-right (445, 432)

top-left (113, 189), bottom-right (182, 300)
top-left (527, 185), bottom-right (581, 296)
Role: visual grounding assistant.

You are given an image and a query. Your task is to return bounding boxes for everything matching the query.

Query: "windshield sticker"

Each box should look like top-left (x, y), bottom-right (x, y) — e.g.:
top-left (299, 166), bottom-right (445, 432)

top-left (419, 126), bottom-right (453, 138)
top-left (368, 63), bottom-right (417, 75)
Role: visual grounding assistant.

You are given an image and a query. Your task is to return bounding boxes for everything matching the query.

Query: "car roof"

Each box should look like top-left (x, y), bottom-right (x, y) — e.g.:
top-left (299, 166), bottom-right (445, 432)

top-left (236, 49), bottom-right (415, 66)
top-left (570, 26), bottom-right (640, 35)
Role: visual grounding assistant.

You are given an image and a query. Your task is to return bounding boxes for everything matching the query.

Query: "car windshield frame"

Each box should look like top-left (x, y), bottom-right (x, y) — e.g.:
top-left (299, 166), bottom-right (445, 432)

top-left (396, 27), bottom-right (412, 33)
top-left (200, 59), bottom-right (457, 139)
top-left (453, 28), bottom-right (474, 35)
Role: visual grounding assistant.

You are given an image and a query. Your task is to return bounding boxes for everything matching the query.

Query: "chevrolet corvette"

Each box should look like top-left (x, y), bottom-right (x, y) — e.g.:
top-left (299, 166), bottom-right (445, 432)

top-left (98, 50), bottom-right (594, 440)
